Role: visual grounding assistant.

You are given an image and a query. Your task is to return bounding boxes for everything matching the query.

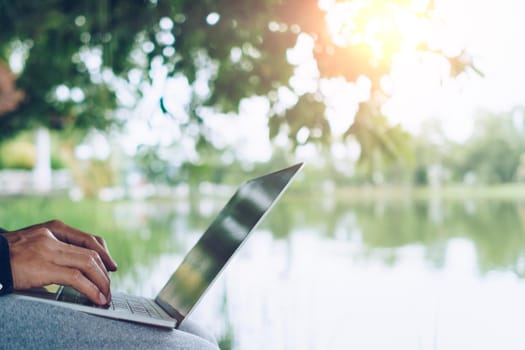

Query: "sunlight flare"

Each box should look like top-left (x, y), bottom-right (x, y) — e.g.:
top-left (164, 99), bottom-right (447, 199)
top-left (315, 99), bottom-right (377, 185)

top-left (324, 0), bottom-right (430, 62)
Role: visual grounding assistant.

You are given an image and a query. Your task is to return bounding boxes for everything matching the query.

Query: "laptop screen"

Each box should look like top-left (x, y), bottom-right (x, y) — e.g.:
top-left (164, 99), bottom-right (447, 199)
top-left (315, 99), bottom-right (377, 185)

top-left (155, 163), bottom-right (303, 320)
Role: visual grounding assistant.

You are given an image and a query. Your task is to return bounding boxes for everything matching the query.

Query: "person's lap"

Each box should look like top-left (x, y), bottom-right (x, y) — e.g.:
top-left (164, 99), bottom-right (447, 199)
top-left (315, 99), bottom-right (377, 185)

top-left (0, 295), bottom-right (219, 350)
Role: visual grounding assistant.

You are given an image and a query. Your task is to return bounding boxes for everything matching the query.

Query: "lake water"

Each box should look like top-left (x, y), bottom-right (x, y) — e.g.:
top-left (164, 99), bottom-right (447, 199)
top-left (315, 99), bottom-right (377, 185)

top-left (1, 193), bottom-right (525, 349)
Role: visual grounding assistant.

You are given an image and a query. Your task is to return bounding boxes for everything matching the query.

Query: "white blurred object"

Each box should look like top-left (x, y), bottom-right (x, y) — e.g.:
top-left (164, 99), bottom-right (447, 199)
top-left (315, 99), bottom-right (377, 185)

top-left (33, 127), bottom-right (52, 192)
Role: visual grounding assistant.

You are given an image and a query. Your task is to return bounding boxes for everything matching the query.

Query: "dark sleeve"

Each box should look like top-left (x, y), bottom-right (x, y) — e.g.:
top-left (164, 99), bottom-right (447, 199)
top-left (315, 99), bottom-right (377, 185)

top-left (0, 228), bottom-right (14, 295)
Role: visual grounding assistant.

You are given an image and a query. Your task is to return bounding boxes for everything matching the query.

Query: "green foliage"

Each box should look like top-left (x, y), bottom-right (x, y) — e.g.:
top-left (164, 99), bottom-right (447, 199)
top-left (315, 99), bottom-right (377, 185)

top-left (346, 100), bottom-right (414, 175)
top-left (0, 140), bottom-right (35, 169)
top-left (405, 110), bottom-right (525, 186)
top-left (0, 131), bottom-right (68, 170)
top-left (50, 153), bottom-right (66, 170)
top-left (0, 0), bottom-right (471, 169)
top-left (409, 119), bottom-right (450, 185)
top-left (133, 144), bottom-right (177, 185)
top-left (454, 111), bottom-right (525, 183)
top-left (68, 159), bottom-right (118, 197)
top-left (0, 1), bottom-right (123, 137)
top-left (270, 93), bottom-right (330, 146)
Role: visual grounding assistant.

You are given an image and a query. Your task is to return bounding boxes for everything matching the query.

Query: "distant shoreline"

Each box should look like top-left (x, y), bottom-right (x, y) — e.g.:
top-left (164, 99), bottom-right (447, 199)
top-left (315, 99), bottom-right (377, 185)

top-left (306, 184), bottom-right (525, 201)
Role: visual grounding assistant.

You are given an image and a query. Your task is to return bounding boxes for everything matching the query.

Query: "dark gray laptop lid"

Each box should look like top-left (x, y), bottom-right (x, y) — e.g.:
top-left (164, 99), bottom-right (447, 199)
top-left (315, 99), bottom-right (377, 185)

top-left (155, 163), bottom-right (303, 323)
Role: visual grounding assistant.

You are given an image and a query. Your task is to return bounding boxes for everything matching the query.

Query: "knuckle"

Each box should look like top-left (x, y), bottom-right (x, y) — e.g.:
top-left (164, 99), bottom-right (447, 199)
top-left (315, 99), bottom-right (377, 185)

top-left (36, 228), bottom-right (54, 240)
top-left (70, 269), bottom-right (83, 282)
top-left (87, 249), bottom-right (99, 260)
top-left (46, 219), bottom-right (63, 228)
top-left (85, 255), bottom-right (98, 270)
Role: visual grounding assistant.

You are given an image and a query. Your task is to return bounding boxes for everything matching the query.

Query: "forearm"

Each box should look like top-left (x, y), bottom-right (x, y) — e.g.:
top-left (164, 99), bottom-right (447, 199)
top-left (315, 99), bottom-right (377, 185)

top-left (0, 228), bottom-right (14, 295)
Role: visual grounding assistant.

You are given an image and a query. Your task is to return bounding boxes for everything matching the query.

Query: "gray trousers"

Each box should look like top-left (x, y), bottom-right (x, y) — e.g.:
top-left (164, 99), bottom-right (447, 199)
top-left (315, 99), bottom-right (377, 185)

top-left (0, 295), bottom-right (219, 350)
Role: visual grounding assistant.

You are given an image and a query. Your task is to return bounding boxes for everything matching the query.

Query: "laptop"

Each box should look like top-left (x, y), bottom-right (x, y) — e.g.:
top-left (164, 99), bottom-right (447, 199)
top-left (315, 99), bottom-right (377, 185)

top-left (13, 163), bottom-right (304, 329)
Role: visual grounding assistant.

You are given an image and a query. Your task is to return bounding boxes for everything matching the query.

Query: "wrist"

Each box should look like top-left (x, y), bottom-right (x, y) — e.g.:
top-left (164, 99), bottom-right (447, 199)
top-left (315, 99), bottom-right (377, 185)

top-left (0, 233), bottom-right (14, 295)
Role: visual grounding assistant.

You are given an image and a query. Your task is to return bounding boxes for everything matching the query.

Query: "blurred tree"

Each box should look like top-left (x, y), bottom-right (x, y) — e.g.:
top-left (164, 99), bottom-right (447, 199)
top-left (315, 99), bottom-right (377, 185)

top-left (401, 110), bottom-right (525, 185)
top-left (346, 99), bottom-right (413, 176)
top-left (0, 0), bottom-right (477, 168)
top-left (453, 110), bottom-right (525, 184)
top-left (410, 119), bottom-right (451, 185)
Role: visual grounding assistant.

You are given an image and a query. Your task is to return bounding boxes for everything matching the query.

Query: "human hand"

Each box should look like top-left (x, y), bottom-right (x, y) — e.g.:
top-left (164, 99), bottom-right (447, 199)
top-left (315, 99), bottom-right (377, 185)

top-left (3, 220), bottom-right (118, 305)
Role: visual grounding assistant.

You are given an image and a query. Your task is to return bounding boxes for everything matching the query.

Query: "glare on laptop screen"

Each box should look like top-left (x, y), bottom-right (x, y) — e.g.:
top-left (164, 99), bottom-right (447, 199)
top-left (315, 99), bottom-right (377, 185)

top-left (156, 164), bottom-right (301, 318)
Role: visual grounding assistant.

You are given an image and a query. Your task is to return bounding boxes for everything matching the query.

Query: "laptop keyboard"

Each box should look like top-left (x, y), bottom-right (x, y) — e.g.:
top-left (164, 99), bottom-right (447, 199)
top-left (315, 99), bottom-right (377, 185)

top-left (110, 294), bottom-right (163, 319)
top-left (57, 286), bottom-right (165, 319)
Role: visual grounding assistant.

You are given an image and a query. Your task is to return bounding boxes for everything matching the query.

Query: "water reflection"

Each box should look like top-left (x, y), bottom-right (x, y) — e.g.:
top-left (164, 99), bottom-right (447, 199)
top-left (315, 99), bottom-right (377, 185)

top-left (348, 199), bottom-right (525, 276)
top-left (2, 195), bottom-right (525, 349)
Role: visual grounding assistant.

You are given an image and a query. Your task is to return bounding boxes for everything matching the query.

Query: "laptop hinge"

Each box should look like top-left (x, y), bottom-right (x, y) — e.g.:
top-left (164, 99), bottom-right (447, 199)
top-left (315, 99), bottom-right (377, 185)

top-left (155, 297), bottom-right (185, 328)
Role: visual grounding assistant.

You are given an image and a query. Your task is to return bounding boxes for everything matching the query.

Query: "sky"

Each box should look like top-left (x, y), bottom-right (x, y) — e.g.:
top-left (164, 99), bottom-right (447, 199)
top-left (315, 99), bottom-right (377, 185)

top-left (382, 0), bottom-right (525, 141)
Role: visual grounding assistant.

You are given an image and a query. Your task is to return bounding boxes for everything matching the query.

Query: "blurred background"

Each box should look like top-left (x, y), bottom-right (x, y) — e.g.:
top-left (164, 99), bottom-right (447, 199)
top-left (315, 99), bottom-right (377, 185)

top-left (2, 0), bottom-right (525, 349)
